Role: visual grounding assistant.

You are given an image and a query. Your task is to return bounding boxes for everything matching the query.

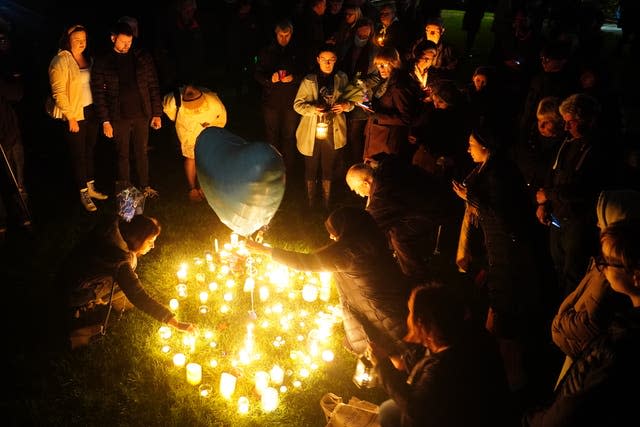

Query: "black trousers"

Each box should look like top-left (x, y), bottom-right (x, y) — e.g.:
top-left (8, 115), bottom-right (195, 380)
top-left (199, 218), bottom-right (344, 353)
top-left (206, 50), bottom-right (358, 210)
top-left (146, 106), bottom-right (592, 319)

top-left (63, 105), bottom-right (99, 190)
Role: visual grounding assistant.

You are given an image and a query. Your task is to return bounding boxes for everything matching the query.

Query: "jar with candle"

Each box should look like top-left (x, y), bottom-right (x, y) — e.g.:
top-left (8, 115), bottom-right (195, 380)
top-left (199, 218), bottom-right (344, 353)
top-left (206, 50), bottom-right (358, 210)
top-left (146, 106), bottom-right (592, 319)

top-left (316, 114), bottom-right (329, 140)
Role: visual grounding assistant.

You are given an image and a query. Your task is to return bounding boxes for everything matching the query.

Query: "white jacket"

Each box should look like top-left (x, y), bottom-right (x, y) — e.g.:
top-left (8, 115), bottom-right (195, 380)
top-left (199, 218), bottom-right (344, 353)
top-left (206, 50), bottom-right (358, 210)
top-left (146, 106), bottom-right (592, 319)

top-left (48, 50), bottom-right (88, 121)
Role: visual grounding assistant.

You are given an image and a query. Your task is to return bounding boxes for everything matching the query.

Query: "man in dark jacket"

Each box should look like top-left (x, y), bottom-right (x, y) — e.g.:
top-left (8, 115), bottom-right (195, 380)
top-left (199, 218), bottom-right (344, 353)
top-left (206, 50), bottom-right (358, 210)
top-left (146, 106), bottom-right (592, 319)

top-left (92, 22), bottom-right (163, 196)
top-left (346, 153), bottom-right (461, 282)
top-left (254, 19), bottom-right (302, 177)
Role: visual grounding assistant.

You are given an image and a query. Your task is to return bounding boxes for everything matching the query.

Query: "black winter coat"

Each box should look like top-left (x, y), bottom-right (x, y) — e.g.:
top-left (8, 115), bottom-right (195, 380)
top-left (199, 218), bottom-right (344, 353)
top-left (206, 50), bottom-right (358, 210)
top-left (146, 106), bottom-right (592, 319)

top-left (465, 154), bottom-right (543, 338)
top-left (91, 49), bottom-right (162, 123)
top-left (271, 240), bottom-right (411, 356)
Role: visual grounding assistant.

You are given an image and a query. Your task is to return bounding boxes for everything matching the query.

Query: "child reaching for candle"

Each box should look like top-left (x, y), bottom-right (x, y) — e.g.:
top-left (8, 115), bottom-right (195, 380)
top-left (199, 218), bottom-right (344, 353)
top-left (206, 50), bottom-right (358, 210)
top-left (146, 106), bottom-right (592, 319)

top-left (58, 214), bottom-right (195, 349)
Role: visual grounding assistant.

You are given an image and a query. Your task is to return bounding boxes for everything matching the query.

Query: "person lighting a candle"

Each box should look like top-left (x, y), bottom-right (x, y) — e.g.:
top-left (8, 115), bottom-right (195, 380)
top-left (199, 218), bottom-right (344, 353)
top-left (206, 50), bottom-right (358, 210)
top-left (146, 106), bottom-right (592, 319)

top-left (293, 44), bottom-right (362, 210)
top-left (246, 206), bottom-right (411, 361)
top-left (59, 214), bottom-right (195, 349)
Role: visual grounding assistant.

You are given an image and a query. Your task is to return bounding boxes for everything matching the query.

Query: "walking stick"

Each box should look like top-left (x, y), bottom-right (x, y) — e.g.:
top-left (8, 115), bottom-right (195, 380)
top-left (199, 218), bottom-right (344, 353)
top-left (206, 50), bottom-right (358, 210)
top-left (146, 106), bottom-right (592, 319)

top-left (0, 142), bottom-right (32, 229)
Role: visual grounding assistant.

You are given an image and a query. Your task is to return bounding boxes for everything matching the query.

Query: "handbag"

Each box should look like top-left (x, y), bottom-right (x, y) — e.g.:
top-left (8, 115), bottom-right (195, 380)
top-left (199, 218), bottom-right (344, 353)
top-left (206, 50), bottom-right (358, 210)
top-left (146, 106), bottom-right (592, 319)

top-left (320, 392), bottom-right (380, 427)
top-left (44, 94), bottom-right (64, 119)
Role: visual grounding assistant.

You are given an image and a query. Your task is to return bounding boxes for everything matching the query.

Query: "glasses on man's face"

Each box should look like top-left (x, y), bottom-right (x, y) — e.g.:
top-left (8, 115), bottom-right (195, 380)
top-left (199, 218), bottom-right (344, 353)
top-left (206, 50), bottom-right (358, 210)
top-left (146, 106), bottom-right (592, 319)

top-left (594, 255), bottom-right (626, 273)
top-left (376, 63), bottom-right (391, 69)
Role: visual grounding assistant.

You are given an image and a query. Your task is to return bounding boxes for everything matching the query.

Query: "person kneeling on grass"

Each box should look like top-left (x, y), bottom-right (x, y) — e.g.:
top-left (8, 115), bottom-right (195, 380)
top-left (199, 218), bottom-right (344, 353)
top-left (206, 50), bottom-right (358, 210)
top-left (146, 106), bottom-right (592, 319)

top-left (59, 214), bottom-right (195, 349)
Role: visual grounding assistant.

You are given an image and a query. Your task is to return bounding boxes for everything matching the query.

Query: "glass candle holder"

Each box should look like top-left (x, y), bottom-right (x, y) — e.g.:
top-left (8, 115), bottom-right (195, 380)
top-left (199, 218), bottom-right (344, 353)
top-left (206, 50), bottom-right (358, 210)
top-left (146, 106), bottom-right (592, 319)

top-left (220, 372), bottom-right (237, 399)
top-left (186, 363), bottom-right (202, 385)
top-left (316, 122), bottom-right (329, 139)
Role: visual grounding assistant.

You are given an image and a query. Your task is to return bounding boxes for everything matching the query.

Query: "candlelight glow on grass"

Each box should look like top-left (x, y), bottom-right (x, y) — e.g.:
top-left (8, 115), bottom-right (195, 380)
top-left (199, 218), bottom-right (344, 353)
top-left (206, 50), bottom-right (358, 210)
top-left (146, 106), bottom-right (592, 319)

top-left (150, 233), bottom-right (342, 415)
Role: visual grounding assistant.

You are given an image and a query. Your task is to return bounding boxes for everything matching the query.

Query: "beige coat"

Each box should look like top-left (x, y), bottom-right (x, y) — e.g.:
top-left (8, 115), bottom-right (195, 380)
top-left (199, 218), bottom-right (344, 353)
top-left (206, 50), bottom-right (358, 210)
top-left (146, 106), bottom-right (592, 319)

top-left (48, 50), bottom-right (87, 121)
top-left (293, 72), bottom-right (359, 157)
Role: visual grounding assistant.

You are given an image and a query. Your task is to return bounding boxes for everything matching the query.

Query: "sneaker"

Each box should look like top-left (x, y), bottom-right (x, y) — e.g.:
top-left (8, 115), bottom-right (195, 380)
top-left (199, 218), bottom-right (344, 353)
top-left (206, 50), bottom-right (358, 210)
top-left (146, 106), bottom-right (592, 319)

top-left (143, 186), bottom-right (159, 199)
top-left (80, 189), bottom-right (97, 212)
top-left (87, 181), bottom-right (108, 200)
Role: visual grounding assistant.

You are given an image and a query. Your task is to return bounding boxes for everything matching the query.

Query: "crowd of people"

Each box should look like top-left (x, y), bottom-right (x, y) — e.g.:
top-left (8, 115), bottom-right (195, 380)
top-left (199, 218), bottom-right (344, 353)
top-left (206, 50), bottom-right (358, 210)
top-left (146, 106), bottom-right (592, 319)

top-left (2, 1), bottom-right (640, 426)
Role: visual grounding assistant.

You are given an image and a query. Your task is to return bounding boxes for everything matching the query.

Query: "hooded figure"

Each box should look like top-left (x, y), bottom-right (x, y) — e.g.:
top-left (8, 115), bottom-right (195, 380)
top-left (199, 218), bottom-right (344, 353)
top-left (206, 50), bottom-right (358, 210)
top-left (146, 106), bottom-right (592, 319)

top-left (551, 189), bottom-right (640, 385)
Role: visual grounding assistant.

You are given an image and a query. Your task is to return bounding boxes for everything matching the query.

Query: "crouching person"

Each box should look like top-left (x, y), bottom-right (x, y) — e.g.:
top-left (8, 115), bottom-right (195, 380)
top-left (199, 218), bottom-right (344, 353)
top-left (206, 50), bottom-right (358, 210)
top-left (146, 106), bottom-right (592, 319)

top-left (60, 214), bottom-right (194, 349)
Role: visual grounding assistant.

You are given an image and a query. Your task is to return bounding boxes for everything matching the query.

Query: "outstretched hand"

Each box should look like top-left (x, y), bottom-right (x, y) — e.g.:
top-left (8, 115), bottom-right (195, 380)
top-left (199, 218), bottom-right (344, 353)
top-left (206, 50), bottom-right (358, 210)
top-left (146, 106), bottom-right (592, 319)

top-left (245, 239), bottom-right (273, 256)
top-left (167, 317), bottom-right (196, 333)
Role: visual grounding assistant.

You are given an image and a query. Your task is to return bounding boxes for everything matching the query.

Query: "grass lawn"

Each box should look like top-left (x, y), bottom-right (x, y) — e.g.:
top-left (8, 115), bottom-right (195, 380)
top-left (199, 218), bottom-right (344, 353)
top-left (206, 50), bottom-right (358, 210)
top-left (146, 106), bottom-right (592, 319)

top-left (1, 9), bottom-right (632, 427)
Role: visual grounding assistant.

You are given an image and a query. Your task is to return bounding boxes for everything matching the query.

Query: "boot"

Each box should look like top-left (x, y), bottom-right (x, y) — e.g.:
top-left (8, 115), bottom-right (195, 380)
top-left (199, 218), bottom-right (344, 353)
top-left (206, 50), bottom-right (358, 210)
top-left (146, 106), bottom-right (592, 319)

top-left (306, 180), bottom-right (317, 208)
top-left (321, 180), bottom-right (332, 211)
top-left (87, 180), bottom-right (108, 200)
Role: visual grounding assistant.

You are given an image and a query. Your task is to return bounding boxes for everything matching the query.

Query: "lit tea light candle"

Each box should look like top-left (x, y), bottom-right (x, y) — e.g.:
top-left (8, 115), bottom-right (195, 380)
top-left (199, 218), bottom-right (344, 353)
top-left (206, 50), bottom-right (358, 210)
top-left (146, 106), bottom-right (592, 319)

top-left (183, 334), bottom-right (196, 352)
top-left (243, 277), bottom-right (255, 292)
top-left (230, 233), bottom-right (239, 246)
top-left (208, 282), bottom-right (218, 291)
top-left (220, 372), bottom-right (237, 399)
top-left (279, 385), bottom-right (288, 394)
top-left (177, 264), bottom-right (188, 281)
top-left (254, 371), bottom-right (270, 395)
top-left (173, 353), bottom-right (186, 367)
top-left (199, 291), bottom-right (208, 304)
top-left (199, 305), bottom-right (209, 314)
top-left (169, 298), bottom-right (179, 311)
top-left (161, 345), bottom-right (171, 354)
top-left (176, 284), bottom-right (187, 298)
top-left (158, 326), bottom-right (172, 340)
top-left (205, 251), bottom-right (213, 262)
top-left (238, 396), bottom-right (250, 414)
top-left (225, 279), bottom-right (235, 288)
top-left (270, 365), bottom-right (284, 385)
top-left (293, 380), bottom-right (302, 388)
top-left (203, 330), bottom-right (214, 340)
top-left (261, 387), bottom-right (278, 412)
top-left (299, 368), bottom-right (310, 378)
top-left (186, 363), bottom-right (202, 385)
top-left (220, 304), bottom-right (230, 313)
top-left (302, 284), bottom-right (318, 302)
top-left (209, 359), bottom-right (218, 368)
top-left (199, 383), bottom-right (212, 398)
top-left (316, 122), bottom-right (329, 139)
top-left (223, 291), bottom-right (233, 301)
top-left (219, 265), bottom-right (230, 275)
top-left (259, 286), bottom-right (269, 301)
top-left (322, 350), bottom-right (335, 362)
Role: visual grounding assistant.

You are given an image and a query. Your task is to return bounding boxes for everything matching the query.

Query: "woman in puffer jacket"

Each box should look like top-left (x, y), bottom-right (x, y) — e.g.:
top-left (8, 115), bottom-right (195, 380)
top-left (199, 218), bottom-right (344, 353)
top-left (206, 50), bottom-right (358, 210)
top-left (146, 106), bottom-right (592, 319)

top-left (247, 206), bottom-right (412, 358)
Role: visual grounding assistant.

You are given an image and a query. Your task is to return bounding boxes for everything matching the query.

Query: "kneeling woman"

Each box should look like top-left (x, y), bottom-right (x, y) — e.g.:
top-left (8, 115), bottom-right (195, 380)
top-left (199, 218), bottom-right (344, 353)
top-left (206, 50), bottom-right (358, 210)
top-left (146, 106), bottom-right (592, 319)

top-left (61, 215), bottom-right (194, 348)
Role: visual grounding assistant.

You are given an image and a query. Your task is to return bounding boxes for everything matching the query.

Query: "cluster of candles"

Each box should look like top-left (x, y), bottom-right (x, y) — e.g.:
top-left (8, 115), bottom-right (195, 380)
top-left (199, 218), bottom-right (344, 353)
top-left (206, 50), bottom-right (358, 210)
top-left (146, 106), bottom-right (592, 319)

top-left (155, 233), bottom-right (342, 414)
